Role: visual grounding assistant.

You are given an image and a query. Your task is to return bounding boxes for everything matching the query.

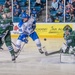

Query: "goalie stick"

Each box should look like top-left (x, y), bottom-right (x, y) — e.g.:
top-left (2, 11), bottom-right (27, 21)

top-left (43, 46), bottom-right (62, 56)
top-left (42, 46), bottom-right (60, 56)
top-left (43, 39), bottom-right (61, 56)
top-left (44, 48), bottom-right (61, 56)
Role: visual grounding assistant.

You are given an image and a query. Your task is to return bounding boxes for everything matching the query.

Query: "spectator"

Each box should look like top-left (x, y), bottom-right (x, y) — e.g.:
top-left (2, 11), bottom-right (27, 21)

top-left (69, 0), bottom-right (73, 4)
top-left (47, 14), bottom-right (52, 22)
top-left (35, 0), bottom-right (41, 6)
top-left (31, 8), bottom-right (37, 19)
top-left (9, 5), bottom-right (12, 12)
top-left (56, 5), bottom-right (63, 16)
top-left (65, 12), bottom-right (71, 22)
top-left (0, 5), bottom-right (3, 13)
top-left (71, 14), bottom-right (75, 22)
top-left (20, 9), bottom-right (25, 17)
top-left (5, 0), bottom-right (11, 8)
top-left (59, 0), bottom-right (64, 9)
top-left (14, 5), bottom-right (21, 17)
top-left (51, 0), bottom-right (58, 10)
top-left (49, 0), bottom-right (64, 22)
top-left (65, 0), bottom-right (75, 22)
top-left (43, 14), bottom-right (52, 22)
top-left (65, 2), bottom-right (72, 14)
top-left (13, 0), bottom-right (18, 7)
top-left (71, 0), bottom-right (75, 16)
top-left (54, 17), bottom-right (60, 22)
top-left (35, 0), bottom-right (44, 9)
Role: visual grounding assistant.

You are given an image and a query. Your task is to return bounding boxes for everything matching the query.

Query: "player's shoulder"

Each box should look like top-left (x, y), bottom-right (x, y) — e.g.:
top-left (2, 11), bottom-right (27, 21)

top-left (29, 17), bottom-right (36, 24)
top-left (18, 20), bottom-right (23, 27)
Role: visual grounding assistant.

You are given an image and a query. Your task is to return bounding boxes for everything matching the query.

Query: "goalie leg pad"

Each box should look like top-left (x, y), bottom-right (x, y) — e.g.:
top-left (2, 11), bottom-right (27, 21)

top-left (61, 43), bottom-right (68, 53)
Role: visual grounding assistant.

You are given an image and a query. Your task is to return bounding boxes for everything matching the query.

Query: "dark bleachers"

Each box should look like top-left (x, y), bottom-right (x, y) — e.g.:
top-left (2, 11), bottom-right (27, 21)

top-left (13, 17), bottom-right (21, 22)
top-left (21, 7), bottom-right (28, 11)
top-left (0, 0), bottom-right (5, 2)
top-left (41, 0), bottom-right (46, 3)
top-left (17, 0), bottom-right (21, 2)
top-left (0, 0), bottom-right (5, 4)
top-left (30, 0), bottom-right (36, 3)
top-left (21, 0), bottom-right (27, 2)
top-left (19, 2), bottom-right (25, 6)
top-left (35, 6), bottom-right (41, 11)
top-left (0, 2), bottom-right (5, 5)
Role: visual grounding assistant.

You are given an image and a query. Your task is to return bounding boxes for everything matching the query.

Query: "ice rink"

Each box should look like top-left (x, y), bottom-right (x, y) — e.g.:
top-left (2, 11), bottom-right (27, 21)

top-left (0, 38), bottom-right (75, 75)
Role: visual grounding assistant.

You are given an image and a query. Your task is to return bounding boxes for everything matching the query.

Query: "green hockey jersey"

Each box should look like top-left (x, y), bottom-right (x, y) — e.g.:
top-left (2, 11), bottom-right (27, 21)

top-left (64, 31), bottom-right (75, 47)
top-left (0, 14), bottom-right (13, 34)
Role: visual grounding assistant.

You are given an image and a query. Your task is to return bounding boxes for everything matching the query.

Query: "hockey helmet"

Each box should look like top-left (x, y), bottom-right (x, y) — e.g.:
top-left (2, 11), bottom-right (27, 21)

top-left (22, 13), bottom-right (30, 19)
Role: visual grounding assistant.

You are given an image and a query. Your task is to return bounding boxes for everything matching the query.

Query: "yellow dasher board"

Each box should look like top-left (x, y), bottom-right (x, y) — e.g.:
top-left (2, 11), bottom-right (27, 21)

top-left (35, 23), bottom-right (73, 38)
top-left (11, 23), bottom-right (73, 38)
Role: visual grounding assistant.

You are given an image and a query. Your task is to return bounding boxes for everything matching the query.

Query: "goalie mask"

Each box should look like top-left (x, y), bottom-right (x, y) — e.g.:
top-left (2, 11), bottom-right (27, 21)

top-left (63, 25), bottom-right (72, 32)
top-left (63, 25), bottom-right (72, 36)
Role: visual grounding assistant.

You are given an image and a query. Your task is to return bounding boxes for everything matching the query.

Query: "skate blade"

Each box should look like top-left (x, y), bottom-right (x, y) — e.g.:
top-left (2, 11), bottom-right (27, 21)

top-left (12, 60), bottom-right (16, 63)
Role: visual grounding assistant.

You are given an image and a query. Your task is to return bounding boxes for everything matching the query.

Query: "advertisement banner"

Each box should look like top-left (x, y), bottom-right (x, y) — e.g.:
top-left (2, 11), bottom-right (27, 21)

top-left (35, 23), bottom-right (73, 38)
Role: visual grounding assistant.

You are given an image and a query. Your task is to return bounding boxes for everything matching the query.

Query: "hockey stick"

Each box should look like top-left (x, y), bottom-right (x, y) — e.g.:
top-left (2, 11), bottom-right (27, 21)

top-left (2, 30), bottom-right (9, 43)
top-left (0, 30), bottom-right (9, 50)
top-left (15, 43), bottom-right (25, 58)
top-left (11, 41), bottom-right (25, 58)
top-left (11, 41), bottom-right (16, 47)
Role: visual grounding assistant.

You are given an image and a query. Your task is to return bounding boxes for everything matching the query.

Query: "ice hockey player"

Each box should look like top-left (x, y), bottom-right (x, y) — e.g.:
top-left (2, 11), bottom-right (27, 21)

top-left (0, 6), bottom-right (16, 62)
top-left (15, 13), bottom-right (44, 56)
top-left (61, 25), bottom-right (75, 54)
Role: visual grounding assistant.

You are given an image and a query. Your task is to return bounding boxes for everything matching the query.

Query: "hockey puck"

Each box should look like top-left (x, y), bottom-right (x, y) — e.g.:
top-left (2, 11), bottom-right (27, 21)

top-left (44, 38), bottom-right (47, 41)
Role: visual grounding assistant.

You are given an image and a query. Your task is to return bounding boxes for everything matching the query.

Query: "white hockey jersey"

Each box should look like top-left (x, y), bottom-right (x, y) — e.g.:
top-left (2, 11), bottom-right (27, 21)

top-left (18, 17), bottom-right (36, 35)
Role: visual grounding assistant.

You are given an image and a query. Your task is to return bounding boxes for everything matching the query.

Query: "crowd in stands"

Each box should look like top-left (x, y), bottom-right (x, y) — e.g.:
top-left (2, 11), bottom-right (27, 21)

top-left (49, 0), bottom-right (64, 22)
top-left (13, 0), bottom-right (29, 22)
top-left (30, 0), bottom-right (46, 21)
top-left (13, 0), bottom-right (46, 22)
top-left (1, 0), bottom-right (75, 23)
top-left (0, 0), bottom-right (12, 15)
top-left (13, 0), bottom-right (46, 21)
top-left (65, 0), bottom-right (75, 22)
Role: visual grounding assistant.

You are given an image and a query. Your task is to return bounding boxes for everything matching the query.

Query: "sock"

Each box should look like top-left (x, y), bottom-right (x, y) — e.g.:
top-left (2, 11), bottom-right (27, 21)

top-left (10, 50), bottom-right (15, 56)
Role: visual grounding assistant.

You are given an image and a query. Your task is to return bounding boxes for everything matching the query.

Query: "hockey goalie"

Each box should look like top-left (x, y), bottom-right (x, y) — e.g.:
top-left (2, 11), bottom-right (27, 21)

top-left (61, 25), bottom-right (75, 55)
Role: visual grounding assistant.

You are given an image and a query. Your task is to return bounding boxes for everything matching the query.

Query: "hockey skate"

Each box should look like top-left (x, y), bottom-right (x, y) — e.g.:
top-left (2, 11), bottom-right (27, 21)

top-left (11, 55), bottom-right (16, 63)
top-left (65, 48), bottom-right (69, 54)
top-left (14, 49), bottom-right (21, 58)
top-left (72, 49), bottom-right (75, 56)
top-left (0, 47), bottom-right (3, 50)
top-left (39, 49), bottom-right (44, 54)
